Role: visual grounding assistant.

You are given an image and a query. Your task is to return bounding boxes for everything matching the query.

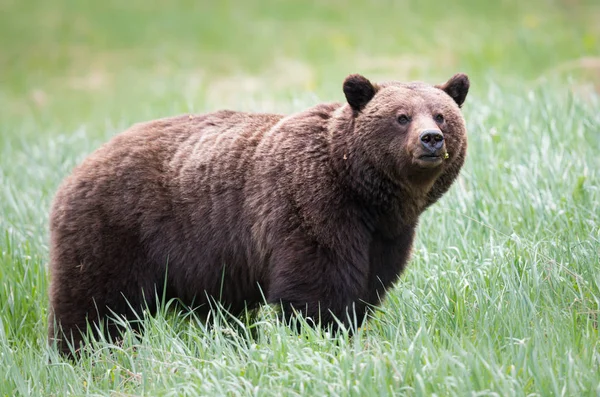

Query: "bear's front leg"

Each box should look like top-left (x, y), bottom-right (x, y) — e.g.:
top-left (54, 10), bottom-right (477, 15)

top-left (266, 240), bottom-right (371, 333)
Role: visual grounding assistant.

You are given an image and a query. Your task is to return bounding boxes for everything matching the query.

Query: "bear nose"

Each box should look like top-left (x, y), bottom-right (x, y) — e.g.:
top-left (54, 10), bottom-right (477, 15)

top-left (419, 129), bottom-right (444, 152)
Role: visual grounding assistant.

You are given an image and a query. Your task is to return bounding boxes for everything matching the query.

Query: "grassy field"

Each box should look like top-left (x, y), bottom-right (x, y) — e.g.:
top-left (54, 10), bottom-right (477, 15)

top-left (1, 0), bottom-right (600, 395)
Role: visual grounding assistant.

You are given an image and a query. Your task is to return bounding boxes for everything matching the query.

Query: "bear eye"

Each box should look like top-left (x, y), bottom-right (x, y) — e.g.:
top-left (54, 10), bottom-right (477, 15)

top-left (397, 115), bottom-right (411, 125)
top-left (434, 114), bottom-right (445, 124)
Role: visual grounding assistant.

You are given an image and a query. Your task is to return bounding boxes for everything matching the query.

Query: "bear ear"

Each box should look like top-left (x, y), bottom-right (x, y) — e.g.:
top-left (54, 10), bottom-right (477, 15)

top-left (343, 74), bottom-right (376, 112)
top-left (437, 73), bottom-right (470, 107)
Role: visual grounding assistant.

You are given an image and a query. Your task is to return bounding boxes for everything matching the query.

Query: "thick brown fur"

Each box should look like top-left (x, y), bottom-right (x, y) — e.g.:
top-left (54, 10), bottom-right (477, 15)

top-left (48, 73), bottom-right (470, 355)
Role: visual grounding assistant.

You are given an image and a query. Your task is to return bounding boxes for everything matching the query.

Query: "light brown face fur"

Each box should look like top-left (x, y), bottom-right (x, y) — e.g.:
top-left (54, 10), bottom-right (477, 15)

top-left (342, 73), bottom-right (469, 191)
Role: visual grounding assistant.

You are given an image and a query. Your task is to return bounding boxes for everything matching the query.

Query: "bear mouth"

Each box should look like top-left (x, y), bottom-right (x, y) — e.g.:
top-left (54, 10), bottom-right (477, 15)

top-left (415, 154), bottom-right (443, 168)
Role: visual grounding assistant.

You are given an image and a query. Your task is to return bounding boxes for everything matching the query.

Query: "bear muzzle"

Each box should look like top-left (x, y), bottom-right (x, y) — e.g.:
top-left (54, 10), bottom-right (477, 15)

top-left (414, 129), bottom-right (447, 168)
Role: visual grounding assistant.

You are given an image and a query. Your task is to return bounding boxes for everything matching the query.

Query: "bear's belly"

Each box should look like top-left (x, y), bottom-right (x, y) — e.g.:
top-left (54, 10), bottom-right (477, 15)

top-left (145, 221), bottom-right (268, 314)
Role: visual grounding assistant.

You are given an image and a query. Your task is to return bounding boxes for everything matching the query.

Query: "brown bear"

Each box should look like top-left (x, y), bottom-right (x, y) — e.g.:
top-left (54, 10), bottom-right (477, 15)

top-left (48, 73), bottom-right (470, 355)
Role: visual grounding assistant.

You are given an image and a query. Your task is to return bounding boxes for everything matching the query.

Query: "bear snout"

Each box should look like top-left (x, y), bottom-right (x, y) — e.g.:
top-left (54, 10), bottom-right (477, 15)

top-left (411, 129), bottom-right (447, 169)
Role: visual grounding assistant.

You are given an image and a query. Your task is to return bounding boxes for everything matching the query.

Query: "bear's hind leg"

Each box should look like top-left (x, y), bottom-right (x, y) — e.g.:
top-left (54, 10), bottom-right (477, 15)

top-left (48, 232), bottom-right (161, 357)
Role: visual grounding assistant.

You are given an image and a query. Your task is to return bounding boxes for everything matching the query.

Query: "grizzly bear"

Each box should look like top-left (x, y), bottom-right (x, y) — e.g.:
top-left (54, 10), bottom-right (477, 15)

top-left (48, 73), bottom-right (470, 355)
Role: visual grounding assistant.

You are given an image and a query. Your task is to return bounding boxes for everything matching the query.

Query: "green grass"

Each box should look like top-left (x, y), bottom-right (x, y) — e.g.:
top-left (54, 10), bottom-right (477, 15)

top-left (1, 0), bottom-right (600, 395)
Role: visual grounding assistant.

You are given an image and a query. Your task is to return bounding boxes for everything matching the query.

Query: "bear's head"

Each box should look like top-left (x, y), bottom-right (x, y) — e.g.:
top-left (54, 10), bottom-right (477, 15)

top-left (337, 73), bottom-right (469, 198)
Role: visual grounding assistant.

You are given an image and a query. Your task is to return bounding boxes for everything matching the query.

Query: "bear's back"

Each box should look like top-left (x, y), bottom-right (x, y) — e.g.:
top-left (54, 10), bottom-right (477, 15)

top-left (50, 110), bottom-right (285, 309)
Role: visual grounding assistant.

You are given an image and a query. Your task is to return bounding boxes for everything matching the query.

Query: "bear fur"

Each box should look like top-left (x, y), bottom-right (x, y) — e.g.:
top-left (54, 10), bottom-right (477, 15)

top-left (48, 73), bottom-right (470, 355)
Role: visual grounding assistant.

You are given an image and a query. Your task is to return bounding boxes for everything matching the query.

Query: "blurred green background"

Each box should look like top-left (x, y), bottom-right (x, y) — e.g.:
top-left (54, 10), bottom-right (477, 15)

top-left (1, 1), bottom-right (600, 395)
top-left (1, 0), bottom-right (599, 131)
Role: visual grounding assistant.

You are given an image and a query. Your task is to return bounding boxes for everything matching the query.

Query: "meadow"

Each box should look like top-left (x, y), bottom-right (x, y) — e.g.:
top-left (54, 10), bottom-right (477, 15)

top-left (1, 0), bottom-right (599, 395)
